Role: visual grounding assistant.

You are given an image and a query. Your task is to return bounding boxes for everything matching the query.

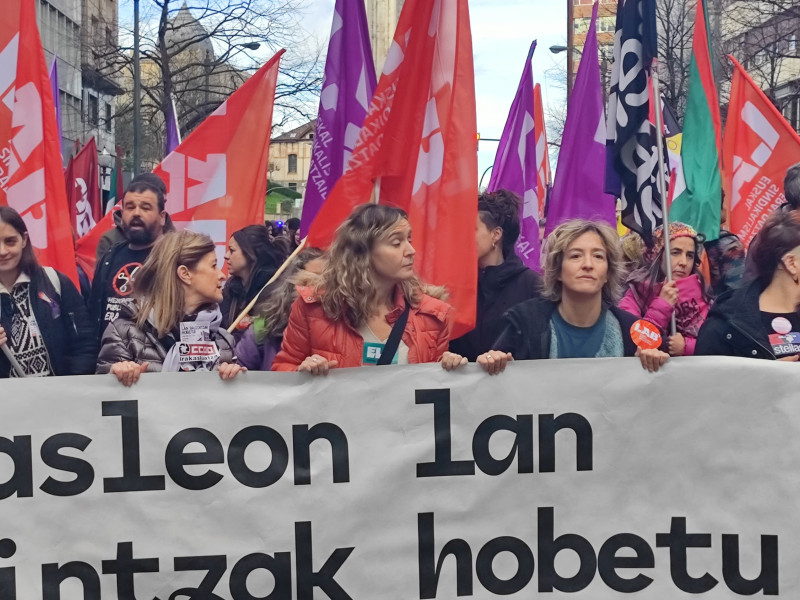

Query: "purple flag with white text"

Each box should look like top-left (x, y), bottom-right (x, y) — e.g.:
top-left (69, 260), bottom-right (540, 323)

top-left (546, 1), bottom-right (616, 236)
top-left (48, 55), bottom-right (62, 155)
top-left (165, 94), bottom-right (181, 156)
top-left (487, 41), bottom-right (540, 270)
top-left (300, 0), bottom-right (376, 237)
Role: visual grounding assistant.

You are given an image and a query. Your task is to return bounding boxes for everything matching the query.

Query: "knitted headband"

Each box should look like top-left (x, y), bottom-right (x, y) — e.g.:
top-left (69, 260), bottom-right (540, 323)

top-left (647, 222), bottom-right (699, 262)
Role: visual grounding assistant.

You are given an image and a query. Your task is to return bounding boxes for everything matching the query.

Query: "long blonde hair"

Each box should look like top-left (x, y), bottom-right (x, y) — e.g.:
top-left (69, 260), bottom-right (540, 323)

top-left (542, 219), bottom-right (624, 305)
top-left (319, 204), bottom-right (423, 327)
top-left (133, 231), bottom-right (216, 336)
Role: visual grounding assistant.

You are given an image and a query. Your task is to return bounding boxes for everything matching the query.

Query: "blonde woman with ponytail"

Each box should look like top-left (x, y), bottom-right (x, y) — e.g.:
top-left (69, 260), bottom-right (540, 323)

top-left (97, 231), bottom-right (245, 385)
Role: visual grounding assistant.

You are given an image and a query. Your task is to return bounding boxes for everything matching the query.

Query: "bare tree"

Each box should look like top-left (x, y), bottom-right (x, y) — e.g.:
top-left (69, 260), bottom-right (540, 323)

top-left (656, 0), bottom-right (694, 121)
top-left (100, 0), bottom-right (323, 168)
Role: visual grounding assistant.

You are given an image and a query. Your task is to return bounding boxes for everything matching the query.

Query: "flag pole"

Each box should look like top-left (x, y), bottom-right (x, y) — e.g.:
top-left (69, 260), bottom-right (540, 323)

top-left (650, 61), bottom-right (677, 336)
top-left (227, 236), bottom-right (309, 333)
top-left (1, 344), bottom-right (28, 378)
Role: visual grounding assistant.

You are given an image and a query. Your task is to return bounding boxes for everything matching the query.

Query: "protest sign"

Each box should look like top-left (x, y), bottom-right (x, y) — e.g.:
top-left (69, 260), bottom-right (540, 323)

top-left (0, 357), bottom-right (793, 598)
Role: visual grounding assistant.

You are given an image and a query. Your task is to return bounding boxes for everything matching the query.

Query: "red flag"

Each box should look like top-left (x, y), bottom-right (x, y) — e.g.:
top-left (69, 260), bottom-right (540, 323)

top-left (65, 136), bottom-right (102, 237)
top-left (76, 51), bottom-right (284, 276)
top-left (0, 0), bottom-right (78, 286)
top-left (534, 83), bottom-right (551, 220)
top-left (723, 56), bottom-right (800, 247)
top-left (307, 0), bottom-right (477, 336)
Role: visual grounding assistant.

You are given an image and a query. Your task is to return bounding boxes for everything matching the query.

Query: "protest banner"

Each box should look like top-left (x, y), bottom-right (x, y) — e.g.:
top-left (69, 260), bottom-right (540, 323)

top-left (0, 357), bottom-right (793, 598)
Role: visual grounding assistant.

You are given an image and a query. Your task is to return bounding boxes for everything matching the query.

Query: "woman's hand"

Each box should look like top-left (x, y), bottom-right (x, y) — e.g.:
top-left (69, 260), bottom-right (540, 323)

top-left (440, 351), bottom-right (468, 371)
top-left (636, 348), bottom-right (669, 372)
top-left (778, 355), bottom-right (799, 362)
top-left (659, 280), bottom-right (679, 306)
top-left (109, 361), bottom-right (149, 386)
top-left (298, 354), bottom-right (338, 376)
top-left (667, 333), bottom-right (686, 356)
top-left (0, 325), bottom-right (6, 347)
top-left (476, 350), bottom-right (513, 375)
top-left (219, 363), bottom-right (247, 381)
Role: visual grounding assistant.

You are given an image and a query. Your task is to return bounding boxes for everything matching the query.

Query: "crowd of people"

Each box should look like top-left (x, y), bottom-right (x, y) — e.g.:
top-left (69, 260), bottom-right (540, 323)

top-left (2, 167), bottom-right (800, 385)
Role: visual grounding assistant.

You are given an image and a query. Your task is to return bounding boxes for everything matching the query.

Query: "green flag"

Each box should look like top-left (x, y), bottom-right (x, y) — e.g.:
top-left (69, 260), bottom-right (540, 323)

top-left (670, 0), bottom-right (722, 241)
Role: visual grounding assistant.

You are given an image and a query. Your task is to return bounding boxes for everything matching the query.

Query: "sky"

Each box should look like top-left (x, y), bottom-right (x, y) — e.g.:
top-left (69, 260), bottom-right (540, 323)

top-left (294, 0), bottom-right (568, 180)
top-left (119, 0), bottom-right (569, 179)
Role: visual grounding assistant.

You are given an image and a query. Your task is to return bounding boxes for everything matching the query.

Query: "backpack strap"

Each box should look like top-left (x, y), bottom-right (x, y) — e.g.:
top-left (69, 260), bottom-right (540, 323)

top-left (43, 267), bottom-right (62, 298)
top-left (377, 302), bottom-right (410, 366)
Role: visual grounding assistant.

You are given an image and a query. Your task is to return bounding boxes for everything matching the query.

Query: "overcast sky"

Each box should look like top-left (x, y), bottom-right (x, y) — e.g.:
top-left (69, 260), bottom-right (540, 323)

top-left (120, 0), bottom-right (568, 177)
top-left (295, 0), bottom-right (568, 178)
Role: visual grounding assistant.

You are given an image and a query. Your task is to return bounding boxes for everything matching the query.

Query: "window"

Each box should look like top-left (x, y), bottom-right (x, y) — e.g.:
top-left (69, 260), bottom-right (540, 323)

top-left (88, 94), bottom-right (99, 127)
top-left (104, 102), bottom-right (112, 132)
top-left (288, 182), bottom-right (297, 190)
top-left (308, 133), bottom-right (314, 140)
top-left (791, 35), bottom-right (797, 55)
top-left (288, 153), bottom-right (297, 173)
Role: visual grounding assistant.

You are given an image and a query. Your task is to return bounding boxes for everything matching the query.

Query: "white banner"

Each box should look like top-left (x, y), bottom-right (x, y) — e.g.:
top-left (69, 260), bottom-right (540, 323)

top-left (0, 357), bottom-right (795, 598)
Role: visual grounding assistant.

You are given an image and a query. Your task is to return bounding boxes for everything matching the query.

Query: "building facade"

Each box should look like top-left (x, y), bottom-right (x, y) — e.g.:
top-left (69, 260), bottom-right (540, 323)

top-left (36, 0), bottom-right (120, 166)
top-left (268, 120), bottom-right (315, 218)
top-left (365, 0), bottom-right (404, 74)
top-left (568, 0), bottom-right (617, 94)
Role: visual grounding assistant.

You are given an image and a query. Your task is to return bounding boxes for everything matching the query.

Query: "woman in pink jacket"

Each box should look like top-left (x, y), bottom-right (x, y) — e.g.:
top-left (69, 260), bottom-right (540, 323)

top-left (619, 223), bottom-right (711, 356)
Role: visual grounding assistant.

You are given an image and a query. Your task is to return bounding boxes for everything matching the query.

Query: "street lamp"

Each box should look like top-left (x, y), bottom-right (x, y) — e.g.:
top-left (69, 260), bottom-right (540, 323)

top-left (549, 44), bottom-right (573, 96)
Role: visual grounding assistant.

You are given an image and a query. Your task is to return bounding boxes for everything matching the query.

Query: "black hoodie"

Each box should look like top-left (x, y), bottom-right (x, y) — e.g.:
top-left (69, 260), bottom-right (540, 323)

top-left (695, 280), bottom-right (777, 359)
top-left (449, 253), bottom-right (541, 361)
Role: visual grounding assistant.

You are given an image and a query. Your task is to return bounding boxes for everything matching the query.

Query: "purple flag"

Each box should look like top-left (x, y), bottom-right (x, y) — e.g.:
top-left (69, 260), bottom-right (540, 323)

top-left (48, 55), bottom-right (62, 154)
top-left (487, 41), bottom-right (540, 271)
top-left (299, 0), bottom-right (376, 237)
top-left (546, 2), bottom-right (615, 236)
top-left (165, 93), bottom-right (181, 156)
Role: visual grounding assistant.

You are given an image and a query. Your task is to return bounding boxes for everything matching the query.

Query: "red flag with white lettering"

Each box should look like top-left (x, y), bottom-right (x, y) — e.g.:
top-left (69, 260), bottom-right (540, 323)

top-left (306, 0), bottom-right (477, 336)
top-left (76, 51), bottom-right (284, 276)
top-left (0, 0), bottom-right (78, 285)
top-left (534, 83), bottom-right (550, 219)
top-left (723, 56), bottom-right (800, 247)
top-left (65, 136), bottom-right (102, 238)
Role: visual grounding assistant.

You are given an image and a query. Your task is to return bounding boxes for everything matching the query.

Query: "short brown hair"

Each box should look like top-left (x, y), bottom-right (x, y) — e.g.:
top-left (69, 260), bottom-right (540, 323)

top-left (541, 219), bottom-right (623, 304)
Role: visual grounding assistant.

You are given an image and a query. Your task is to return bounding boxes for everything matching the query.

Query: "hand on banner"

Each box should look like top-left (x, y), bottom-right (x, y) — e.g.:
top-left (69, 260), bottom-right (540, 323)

top-left (298, 354), bottom-right (339, 376)
top-left (440, 351), bottom-right (468, 371)
top-left (668, 333), bottom-right (686, 356)
top-left (0, 325), bottom-right (6, 347)
top-left (636, 348), bottom-right (669, 372)
top-left (477, 350), bottom-right (514, 375)
top-left (109, 361), bottom-right (150, 386)
top-left (778, 355), bottom-right (800, 362)
top-left (659, 280), bottom-right (679, 306)
top-left (219, 363), bottom-right (247, 380)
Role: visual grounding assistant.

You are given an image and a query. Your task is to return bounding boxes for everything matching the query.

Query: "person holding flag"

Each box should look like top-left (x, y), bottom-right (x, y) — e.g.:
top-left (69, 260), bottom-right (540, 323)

top-left (272, 204), bottom-right (454, 373)
top-left (619, 223), bottom-right (712, 356)
top-left (0, 207), bottom-right (95, 378)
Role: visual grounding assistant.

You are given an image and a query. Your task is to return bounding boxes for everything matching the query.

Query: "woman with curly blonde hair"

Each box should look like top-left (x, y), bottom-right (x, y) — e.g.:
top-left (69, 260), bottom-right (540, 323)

top-left (271, 204), bottom-right (454, 374)
top-left (442, 219), bottom-right (669, 373)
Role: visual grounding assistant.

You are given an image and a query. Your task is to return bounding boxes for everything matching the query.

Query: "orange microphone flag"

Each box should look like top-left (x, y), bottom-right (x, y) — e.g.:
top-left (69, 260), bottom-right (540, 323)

top-left (0, 0), bottom-right (78, 287)
top-left (723, 56), bottom-right (800, 247)
top-left (306, 0), bottom-right (478, 337)
top-left (76, 50), bottom-right (284, 277)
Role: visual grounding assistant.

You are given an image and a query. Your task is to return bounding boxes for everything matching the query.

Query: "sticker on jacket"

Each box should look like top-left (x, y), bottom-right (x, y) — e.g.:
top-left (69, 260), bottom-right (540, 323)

top-left (362, 342), bottom-right (398, 366)
top-left (177, 342), bottom-right (220, 371)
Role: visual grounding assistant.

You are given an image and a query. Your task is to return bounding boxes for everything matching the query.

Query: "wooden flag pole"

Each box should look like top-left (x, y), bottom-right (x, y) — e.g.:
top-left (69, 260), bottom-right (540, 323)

top-left (650, 62), bottom-right (677, 336)
top-left (226, 236), bottom-right (308, 333)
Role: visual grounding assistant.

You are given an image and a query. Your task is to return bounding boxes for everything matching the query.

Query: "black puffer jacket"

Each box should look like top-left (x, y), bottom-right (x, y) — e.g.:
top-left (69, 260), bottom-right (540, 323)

top-left (449, 254), bottom-right (542, 361)
top-left (96, 304), bottom-right (237, 373)
top-left (492, 297), bottom-right (640, 359)
top-left (0, 267), bottom-right (96, 377)
top-left (695, 280), bottom-right (776, 359)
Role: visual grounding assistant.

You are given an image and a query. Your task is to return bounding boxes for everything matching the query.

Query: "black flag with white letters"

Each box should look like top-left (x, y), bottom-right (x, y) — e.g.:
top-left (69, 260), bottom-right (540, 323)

top-left (604, 0), bottom-right (666, 245)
